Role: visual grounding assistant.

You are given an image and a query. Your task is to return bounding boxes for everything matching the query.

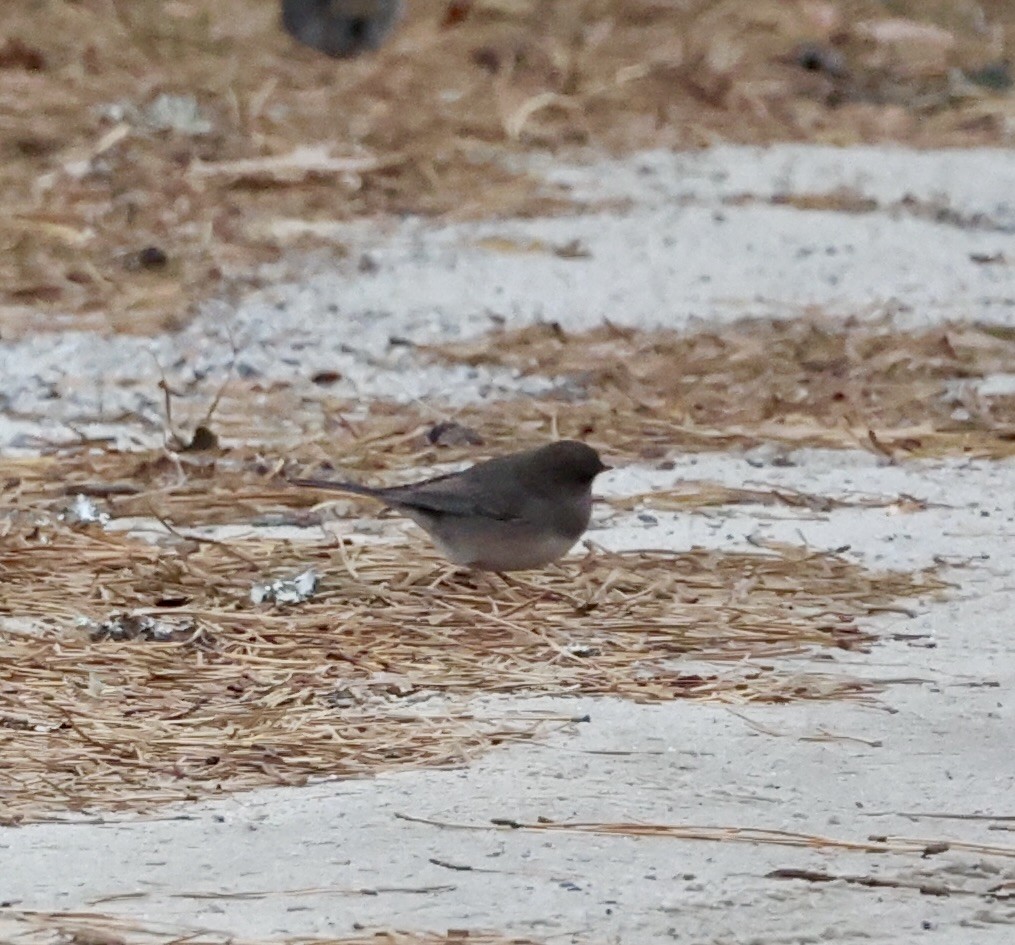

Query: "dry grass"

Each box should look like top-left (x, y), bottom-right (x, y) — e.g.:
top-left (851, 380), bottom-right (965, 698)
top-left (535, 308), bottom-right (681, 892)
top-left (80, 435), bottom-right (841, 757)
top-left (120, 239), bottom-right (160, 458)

top-left (0, 908), bottom-right (542, 945)
top-left (395, 812), bottom-right (1015, 860)
top-left (2, 437), bottom-right (928, 532)
top-left (0, 503), bottom-right (943, 822)
top-left (426, 318), bottom-right (1015, 459)
top-left (0, 318), bottom-right (994, 824)
top-left (3, 0), bottom-right (1013, 335)
top-left (6, 319), bottom-right (1015, 527)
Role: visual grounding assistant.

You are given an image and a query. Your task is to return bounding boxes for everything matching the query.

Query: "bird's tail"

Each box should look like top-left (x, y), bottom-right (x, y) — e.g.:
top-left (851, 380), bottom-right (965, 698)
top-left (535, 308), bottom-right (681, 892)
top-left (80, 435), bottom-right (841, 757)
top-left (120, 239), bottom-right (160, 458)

top-left (290, 477), bottom-right (386, 500)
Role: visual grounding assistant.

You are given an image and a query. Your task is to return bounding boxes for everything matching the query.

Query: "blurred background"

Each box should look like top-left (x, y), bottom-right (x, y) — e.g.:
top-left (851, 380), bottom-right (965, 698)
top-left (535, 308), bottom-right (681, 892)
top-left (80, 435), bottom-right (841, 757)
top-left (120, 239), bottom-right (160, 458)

top-left (2, 0), bottom-right (1012, 337)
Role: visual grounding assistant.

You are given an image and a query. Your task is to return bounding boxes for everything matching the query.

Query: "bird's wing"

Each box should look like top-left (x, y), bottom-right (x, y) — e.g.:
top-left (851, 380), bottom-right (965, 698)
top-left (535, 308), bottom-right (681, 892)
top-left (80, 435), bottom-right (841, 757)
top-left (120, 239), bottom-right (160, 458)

top-left (292, 475), bottom-right (522, 521)
top-left (381, 482), bottom-right (523, 522)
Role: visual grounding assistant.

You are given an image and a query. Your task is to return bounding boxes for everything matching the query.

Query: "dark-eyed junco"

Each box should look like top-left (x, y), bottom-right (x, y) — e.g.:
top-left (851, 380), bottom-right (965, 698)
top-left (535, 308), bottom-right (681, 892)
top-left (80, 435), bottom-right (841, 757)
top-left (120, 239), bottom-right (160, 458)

top-left (293, 440), bottom-right (609, 571)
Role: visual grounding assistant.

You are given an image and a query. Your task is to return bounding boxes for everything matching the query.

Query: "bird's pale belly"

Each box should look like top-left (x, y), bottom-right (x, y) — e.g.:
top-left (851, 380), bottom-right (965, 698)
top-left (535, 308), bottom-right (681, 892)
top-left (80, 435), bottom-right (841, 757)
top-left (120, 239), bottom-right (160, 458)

top-left (415, 516), bottom-right (582, 571)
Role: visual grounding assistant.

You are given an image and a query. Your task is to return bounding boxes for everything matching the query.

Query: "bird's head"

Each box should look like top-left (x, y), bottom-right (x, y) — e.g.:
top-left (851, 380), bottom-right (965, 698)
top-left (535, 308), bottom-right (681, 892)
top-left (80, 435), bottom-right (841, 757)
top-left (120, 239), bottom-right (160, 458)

top-left (525, 440), bottom-right (610, 490)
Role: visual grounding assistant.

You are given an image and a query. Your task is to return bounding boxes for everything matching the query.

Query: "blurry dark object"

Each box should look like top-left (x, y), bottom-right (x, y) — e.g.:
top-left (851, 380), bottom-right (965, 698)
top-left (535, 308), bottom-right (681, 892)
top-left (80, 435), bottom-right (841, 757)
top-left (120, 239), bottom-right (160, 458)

top-left (793, 42), bottom-right (846, 79)
top-left (181, 425), bottom-right (219, 452)
top-left (472, 45), bottom-right (501, 74)
top-left (0, 36), bottom-right (46, 71)
top-left (167, 425), bottom-right (219, 453)
top-left (969, 252), bottom-right (1006, 265)
top-left (427, 420), bottom-right (484, 448)
top-left (281, 0), bottom-right (403, 58)
top-left (137, 245), bottom-right (169, 270)
top-left (442, 1), bottom-right (473, 28)
top-left (964, 61), bottom-right (1013, 92)
top-left (122, 245), bottom-right (168, 271)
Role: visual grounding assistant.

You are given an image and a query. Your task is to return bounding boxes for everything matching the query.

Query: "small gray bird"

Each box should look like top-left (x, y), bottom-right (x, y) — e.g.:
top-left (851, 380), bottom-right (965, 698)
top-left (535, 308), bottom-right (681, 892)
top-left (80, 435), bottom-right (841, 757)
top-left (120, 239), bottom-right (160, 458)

top-left (293, 440), bottom-right (609, 571)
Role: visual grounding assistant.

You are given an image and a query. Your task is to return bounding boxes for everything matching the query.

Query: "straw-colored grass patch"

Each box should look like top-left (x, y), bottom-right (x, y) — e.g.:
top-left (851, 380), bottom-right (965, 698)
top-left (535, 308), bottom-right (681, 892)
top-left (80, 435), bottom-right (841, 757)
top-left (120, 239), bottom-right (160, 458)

top-left (0, 907), bottom-right (540, 945)
top-left (426, 319), bottom-right (1015, 459)
top-left (2, 440), bottom-right (924, 530)
top-left (395, 812), bottom-right (1015, 862)
top-left (6, 321), bottom-right (1015, 539)
top-left (0, 318), bottom-right (967, 821)
top-left (0, 512), bottom-right (942, 822)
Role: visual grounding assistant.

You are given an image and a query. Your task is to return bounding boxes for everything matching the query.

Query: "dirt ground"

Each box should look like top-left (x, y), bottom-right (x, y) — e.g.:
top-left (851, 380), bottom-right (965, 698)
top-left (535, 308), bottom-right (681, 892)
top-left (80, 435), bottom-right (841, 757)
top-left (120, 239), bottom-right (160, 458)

top-left (2, 3), bottom-right (1015, 944)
